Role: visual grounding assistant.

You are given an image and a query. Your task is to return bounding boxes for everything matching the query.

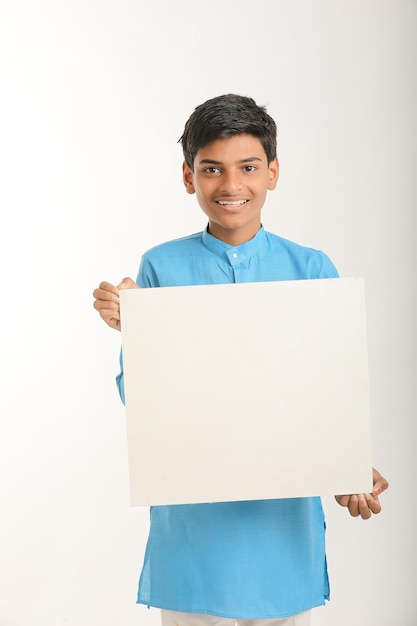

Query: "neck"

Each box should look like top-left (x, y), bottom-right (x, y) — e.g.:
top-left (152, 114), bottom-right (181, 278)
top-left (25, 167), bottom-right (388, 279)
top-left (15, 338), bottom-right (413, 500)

top-left (207, 223), bottom-right (261, 247)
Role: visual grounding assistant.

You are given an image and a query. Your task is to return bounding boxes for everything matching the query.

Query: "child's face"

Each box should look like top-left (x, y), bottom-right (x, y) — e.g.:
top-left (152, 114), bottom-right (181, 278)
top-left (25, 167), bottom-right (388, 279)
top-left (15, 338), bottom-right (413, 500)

top-left (183, 134), bottom-right (279, 246)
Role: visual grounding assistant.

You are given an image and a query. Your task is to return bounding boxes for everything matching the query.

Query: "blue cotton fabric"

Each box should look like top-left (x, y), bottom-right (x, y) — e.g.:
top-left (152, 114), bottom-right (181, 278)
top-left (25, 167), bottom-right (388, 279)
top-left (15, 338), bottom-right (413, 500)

top-left (116, 226), bottom-right (339, 619)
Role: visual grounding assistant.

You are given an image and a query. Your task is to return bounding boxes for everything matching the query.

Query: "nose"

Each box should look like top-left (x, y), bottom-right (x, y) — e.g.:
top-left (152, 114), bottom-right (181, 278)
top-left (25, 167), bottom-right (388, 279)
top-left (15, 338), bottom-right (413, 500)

top-left (220, 169), bottom-right (242, 194)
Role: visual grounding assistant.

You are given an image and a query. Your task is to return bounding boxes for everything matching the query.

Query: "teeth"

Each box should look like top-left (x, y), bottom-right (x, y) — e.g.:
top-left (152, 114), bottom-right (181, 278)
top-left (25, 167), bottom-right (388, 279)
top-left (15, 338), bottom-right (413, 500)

top-left (217, 200), bottom-right (247, 206)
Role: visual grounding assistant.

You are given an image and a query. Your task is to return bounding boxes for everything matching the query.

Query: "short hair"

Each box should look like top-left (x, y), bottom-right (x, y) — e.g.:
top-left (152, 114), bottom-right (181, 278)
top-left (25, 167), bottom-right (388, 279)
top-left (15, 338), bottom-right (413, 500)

top-left (179, 94), bottom-right (277, 169)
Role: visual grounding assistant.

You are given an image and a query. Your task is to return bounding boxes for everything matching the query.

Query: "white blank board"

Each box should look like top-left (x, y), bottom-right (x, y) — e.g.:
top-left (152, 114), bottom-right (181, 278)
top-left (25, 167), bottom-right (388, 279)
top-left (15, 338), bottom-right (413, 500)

top-left (120, 278), bottom-right (373, 506)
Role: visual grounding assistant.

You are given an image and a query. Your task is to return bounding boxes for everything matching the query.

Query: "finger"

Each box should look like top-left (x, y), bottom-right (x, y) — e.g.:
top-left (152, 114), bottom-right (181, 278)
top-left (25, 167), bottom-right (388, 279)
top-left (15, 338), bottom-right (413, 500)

top-left (93, 298), bottom-right (120, 313)
top-left (97, 281), bottom-right (120, 296)
top-left (100, 307), bottom-right (120, 322)
top-left (357, 494), bottom-right (372, 520)
top-left (101, 305), bottom-right (120, 318)
top-left (99, 308), bottom-right (121, 330)
top-left (107, 318), bottom-right (121, 330)
top-left (365, 493), bottom-right (382, 515)
top-left (335, 495), bottom-right (350, 507)
top-left (347, 495), bottom-right (361, 517)
top-left (117, 277), bottom-right (139, 290)
top-left (93, 288), bottom-right (120, 304)
top-left (98, 281), bottom-right (119, 294)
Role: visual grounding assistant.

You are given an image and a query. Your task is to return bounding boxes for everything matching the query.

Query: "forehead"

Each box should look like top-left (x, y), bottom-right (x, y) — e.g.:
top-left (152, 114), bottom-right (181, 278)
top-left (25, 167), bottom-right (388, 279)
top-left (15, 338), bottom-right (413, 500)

top-left (195, 134), bottom-right (267, 165)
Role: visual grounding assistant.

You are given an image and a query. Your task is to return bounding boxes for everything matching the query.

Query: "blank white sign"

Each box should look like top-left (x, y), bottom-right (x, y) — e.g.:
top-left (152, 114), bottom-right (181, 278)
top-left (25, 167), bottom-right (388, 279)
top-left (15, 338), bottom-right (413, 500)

top-left (120, 278), bottom-right (373, 506)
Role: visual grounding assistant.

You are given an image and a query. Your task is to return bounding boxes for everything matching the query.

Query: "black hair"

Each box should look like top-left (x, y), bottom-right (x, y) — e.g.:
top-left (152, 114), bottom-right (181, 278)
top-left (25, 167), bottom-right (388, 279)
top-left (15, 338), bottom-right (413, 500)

top-left (179, 94), bottom-right (277, 169)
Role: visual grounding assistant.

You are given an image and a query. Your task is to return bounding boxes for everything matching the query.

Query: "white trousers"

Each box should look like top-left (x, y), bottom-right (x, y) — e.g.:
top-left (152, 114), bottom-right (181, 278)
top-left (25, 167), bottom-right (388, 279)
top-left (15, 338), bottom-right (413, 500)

top-left (160, 609), bottom-right (312, 626)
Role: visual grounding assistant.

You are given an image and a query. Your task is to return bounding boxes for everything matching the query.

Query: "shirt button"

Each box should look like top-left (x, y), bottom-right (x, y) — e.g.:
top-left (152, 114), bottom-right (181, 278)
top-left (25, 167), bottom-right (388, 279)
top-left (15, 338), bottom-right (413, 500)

top-left (232, 253), bottom-right (238, 258)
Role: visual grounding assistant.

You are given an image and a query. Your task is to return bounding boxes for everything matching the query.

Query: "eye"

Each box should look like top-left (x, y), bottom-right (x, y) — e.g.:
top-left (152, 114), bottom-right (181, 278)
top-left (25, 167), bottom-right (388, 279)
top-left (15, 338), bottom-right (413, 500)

top-left (242, 165), bottom-right (257, 172)
top-left (202, 166), bottom-right (222, 175)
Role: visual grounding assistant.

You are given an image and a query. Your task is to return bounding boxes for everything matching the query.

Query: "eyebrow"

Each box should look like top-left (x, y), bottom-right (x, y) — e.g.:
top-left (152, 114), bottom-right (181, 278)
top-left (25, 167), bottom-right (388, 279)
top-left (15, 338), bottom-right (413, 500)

top-left (198, 157), bottom-right (263, 165)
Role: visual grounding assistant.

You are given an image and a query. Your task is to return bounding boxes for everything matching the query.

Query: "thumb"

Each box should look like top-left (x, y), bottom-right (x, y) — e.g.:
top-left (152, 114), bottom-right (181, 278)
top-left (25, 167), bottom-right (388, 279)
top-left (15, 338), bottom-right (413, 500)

top-left (371, 468), bottom-right (389, 497)
top-left (117, 277), bottom-right (139, 290)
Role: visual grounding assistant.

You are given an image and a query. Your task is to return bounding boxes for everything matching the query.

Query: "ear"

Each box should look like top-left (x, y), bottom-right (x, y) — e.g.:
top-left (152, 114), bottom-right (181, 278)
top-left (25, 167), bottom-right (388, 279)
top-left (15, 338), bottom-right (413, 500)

top-left (182, 161), bottom-right (196, 194)
top-left (267, 157), bottom-right (279, 190)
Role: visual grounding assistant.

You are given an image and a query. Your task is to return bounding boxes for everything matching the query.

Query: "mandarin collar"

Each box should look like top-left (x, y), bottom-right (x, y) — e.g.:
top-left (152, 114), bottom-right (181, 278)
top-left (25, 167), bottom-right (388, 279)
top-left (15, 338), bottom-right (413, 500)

top-left (201, 226), bottom-right (267, 267)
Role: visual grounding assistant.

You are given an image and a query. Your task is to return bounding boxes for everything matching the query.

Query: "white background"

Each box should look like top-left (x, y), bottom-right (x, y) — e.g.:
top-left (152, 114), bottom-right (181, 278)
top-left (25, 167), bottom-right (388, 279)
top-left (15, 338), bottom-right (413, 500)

top-left (0, 1), bottom-right (415, 625)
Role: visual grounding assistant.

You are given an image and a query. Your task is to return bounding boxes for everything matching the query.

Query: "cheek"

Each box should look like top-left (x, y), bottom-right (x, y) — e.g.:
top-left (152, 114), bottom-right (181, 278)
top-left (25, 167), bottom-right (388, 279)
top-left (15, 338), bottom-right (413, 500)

top-left (195, 183), bottom-right (212, 202)
top-left (194, 187), bottom-right (212, 211)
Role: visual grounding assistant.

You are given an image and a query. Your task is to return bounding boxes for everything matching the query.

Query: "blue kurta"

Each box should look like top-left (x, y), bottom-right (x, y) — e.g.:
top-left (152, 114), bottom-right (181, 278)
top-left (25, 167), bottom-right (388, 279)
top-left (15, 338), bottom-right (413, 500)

top-left (116, 226), bottom-right (339, 619)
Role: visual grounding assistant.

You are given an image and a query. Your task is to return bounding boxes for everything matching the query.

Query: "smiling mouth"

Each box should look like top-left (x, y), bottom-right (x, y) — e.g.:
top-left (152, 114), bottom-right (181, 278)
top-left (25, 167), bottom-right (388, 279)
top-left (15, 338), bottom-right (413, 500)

top-left (216, 200), bottom-right (248, 206)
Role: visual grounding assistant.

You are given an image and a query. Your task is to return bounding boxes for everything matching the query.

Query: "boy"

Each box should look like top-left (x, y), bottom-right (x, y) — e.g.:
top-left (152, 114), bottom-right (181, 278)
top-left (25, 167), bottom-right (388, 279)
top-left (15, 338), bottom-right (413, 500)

top-left (93, 94), bottom-right (388, 626)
